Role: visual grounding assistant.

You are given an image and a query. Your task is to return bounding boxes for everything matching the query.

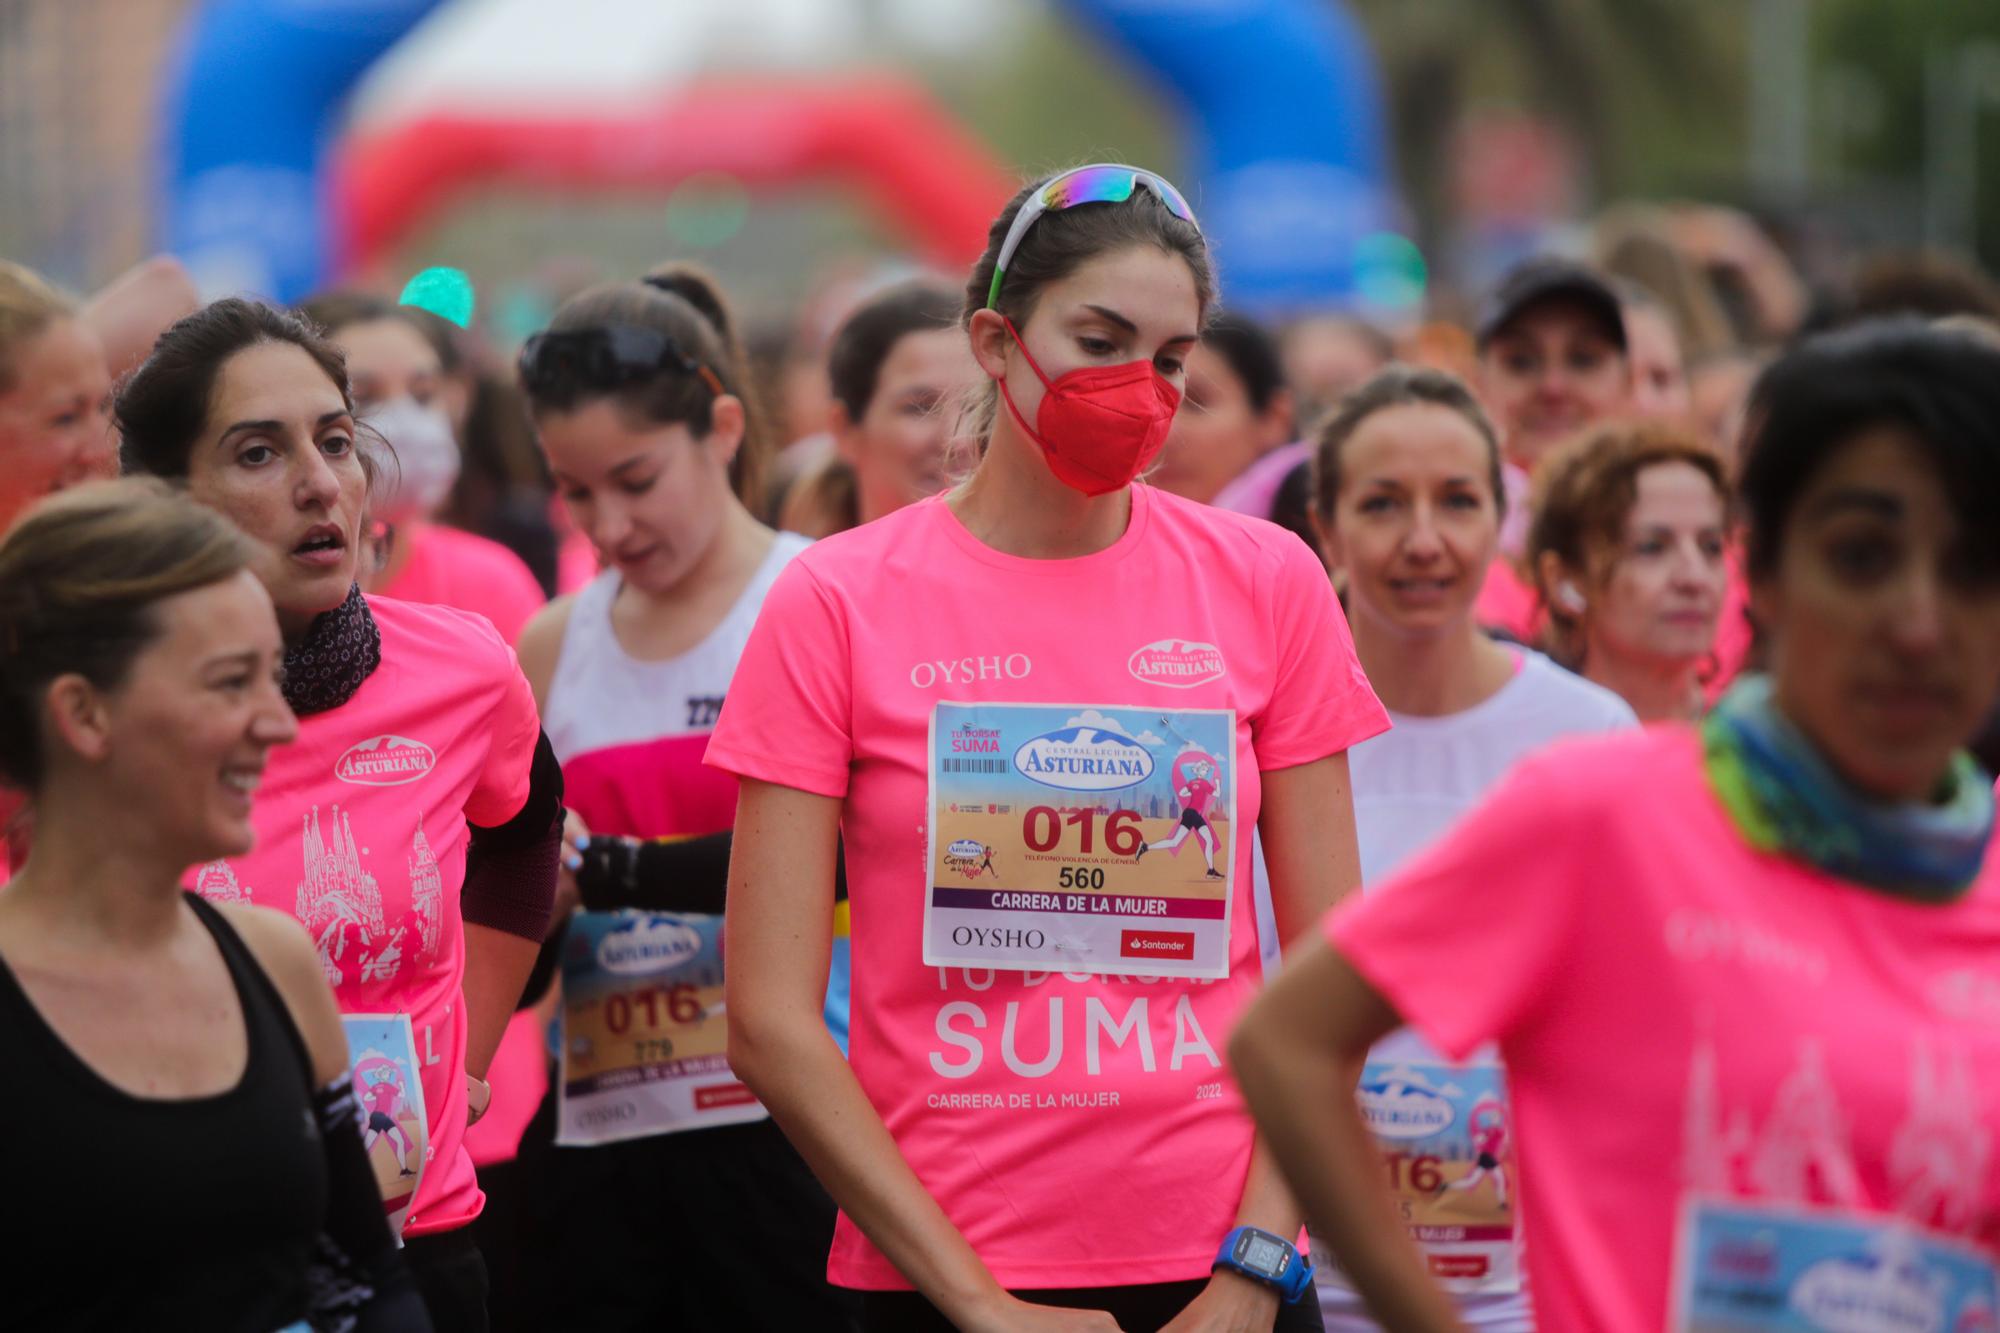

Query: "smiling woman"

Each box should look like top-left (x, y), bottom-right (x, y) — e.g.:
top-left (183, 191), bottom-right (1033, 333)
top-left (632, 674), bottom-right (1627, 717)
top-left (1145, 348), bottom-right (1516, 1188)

top-left (1303, 365), bottom-right (1633, 1330)
top-left (118, 299), bottom-right (563, 1332)
top-left (0, 479), bottom-right (427, 1330)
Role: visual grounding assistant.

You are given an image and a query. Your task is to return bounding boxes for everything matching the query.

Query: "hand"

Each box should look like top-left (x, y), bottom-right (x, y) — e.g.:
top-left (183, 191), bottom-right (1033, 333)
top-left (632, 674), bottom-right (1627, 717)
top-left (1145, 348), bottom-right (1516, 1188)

top-left (1157, 1270), bottom-right (1282, 1333)
top-left (555, 809), bottom-right (590, 918)
top-left (959, 1295), bottom-right (1123, 1333)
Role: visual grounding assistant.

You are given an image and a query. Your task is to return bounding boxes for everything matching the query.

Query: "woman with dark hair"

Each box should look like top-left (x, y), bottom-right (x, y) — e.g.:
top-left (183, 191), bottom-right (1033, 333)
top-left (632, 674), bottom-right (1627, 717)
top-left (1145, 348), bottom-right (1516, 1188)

top-left (0, 479), bottom-right (428, 1331)
top-left (782, 279), bottom-right (976, 538)
top-left (298, 292), bottom-right (546, 645)
top-left (1235, 320), bottom-right (2000, 1331)
top-left (712, 164), bottom-right (1384, 1331)
top-left (118, 299), bottom-right (563, 1333)
top-left (1303, 366), bottom-right (1633, 1329)
top-left (511, 267), bottom-right (853, 1329)
top-left (1155, 309), bottom-right (1294, 506)
top-left (1525, 421), bottom-right (1731, 721)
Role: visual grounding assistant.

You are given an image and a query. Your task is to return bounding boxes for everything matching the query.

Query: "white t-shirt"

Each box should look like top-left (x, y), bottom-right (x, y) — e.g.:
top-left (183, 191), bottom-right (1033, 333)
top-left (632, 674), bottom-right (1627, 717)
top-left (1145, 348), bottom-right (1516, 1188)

top-left (1317, 649), bottom-right (1636, 1330)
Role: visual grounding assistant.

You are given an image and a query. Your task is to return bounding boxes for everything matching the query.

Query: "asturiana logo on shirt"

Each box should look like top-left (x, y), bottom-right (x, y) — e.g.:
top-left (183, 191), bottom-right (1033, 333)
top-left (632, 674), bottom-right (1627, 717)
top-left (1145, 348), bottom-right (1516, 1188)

top-left (334, 735), bottom-right (437, 786)
top-left (596, 919), bottom-right (703, 975)
top-left (1013, 726), bottom-right (1156, 792)
top-left (1127, 639), bottom-right (1226, 688)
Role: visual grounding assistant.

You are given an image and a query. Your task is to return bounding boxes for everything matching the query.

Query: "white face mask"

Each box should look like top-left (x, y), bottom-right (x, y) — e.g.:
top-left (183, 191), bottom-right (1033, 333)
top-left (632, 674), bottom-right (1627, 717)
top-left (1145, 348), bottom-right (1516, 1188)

top-left (363, 397), bottom-right (460, 524)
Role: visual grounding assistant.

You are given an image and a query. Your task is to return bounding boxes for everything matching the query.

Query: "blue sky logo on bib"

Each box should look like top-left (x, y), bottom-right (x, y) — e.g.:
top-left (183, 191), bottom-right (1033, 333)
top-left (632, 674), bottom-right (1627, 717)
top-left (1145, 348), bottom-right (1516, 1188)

top-left (595, 917), bottom-right (703, 975)
top-left (1357, 1066), bottom-right (1460, 1140)
top-left (1013, 714), bottom-right (1159, 792)
top-left (1788, 1236), bottom-right (1949, 1332)
top-left (335, 735), bottom-right (436, 786)
top-left (1128, 639), bottom-right (1226, 688)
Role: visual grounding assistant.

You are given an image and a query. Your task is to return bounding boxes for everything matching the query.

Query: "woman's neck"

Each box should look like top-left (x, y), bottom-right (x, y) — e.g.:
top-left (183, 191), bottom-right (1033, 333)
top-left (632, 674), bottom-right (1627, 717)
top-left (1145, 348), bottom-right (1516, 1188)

top-left (1584, 642), bottom-right (1705, 723)
top-left (1352, 611), bottom-right (1516, 718)
top-left (948, 418), bottom-right (1131, 559)
top-left (611, 499), bottom-right (773, 660)
top-left (1, 784), bottom-right (188, 949)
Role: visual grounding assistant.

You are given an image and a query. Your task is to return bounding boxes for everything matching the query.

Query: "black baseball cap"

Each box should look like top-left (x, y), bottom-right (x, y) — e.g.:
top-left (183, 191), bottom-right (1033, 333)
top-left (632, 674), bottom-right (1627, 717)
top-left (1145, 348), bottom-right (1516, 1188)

top-left (1475, 257), bottom-right (1627, 353)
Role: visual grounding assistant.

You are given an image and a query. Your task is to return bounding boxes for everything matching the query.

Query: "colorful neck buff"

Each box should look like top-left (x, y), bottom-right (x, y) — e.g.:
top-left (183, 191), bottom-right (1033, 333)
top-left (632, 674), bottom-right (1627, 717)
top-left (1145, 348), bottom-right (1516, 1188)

top-left (282, 584), bottom-right (382, 717)
top-left (1704, 674), bottom-right (1994, 901)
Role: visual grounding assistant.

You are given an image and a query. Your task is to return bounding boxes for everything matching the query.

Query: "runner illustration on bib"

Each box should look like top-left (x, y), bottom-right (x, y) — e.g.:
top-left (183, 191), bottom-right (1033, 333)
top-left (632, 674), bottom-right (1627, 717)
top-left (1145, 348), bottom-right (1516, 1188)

top-left (1437, 1092), bottom-right (1510, 1210)
top-left (1137, 740), bottom-right (1225, 879)
top-left (925, 703), bottom-right (1235, 979)
top-left (340, 1014), bottom-right (429, 1236)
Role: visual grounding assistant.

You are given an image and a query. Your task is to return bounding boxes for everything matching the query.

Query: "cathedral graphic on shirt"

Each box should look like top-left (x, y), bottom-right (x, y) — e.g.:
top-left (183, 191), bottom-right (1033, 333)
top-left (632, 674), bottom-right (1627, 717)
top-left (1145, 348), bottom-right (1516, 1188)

top-left (195, 805), bottom-right (443, 989)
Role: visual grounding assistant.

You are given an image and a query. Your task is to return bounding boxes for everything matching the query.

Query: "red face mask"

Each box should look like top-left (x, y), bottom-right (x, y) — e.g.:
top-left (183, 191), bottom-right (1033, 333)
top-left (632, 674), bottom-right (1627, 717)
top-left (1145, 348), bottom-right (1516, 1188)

top-left (996, 317), bottom-right (1183, 497)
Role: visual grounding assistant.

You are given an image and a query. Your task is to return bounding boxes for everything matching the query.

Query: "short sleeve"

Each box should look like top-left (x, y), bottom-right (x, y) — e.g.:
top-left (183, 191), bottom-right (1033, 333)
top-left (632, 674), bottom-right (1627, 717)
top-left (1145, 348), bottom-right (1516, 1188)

top-left (465, 637), bottom-right (542, 828)
top-left (1253, 532), bottom-right (1389, 771)
top-left (706, 559), bottom-right (854, 798)
top-left (1326, 752), bottom-right (1588, 1060)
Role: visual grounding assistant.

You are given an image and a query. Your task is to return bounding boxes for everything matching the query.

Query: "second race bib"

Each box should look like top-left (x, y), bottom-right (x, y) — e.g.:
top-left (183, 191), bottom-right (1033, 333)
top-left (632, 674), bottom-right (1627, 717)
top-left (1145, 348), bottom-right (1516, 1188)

top-left (923, 702), bottom-right (1237, 979)
top-left (557, 910), bottom-right (766, 1146)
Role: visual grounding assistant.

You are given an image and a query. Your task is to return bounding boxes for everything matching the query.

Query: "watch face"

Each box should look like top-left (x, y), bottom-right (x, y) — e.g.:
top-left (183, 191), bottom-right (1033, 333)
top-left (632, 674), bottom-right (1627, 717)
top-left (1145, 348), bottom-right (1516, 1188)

top-left (1241, 1233), bottom-right (1288, 1277)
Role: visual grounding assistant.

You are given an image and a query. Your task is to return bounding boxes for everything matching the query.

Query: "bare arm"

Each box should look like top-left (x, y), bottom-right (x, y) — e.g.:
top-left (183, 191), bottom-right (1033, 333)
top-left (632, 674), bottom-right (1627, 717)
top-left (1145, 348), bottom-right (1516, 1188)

top-left (725, 778), bottom-right (1116, 1333)
top-left (1230, 935), bottom-right (1467, 1332)
top-left (1156, 754), bottom-right (1365, 1330)
top-left (461, 924), bottom-right (539, 1079)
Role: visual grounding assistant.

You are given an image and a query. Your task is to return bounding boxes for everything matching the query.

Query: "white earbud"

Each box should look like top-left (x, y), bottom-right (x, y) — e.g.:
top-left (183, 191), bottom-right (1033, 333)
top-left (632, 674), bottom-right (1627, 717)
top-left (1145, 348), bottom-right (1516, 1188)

top-left (1555, 580), bottom-right (1587, 614)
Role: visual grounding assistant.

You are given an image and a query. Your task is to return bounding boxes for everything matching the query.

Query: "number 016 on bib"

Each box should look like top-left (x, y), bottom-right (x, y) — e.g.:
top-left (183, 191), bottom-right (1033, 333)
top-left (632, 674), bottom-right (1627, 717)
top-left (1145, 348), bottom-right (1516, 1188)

top-left (924, 702), bottom-right (1236, 979)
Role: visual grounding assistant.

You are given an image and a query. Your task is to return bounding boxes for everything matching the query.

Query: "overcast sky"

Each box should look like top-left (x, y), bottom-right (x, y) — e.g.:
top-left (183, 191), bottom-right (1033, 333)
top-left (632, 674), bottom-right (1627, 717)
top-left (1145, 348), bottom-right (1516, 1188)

top-left (352, 0), bottom-right (1019, 123)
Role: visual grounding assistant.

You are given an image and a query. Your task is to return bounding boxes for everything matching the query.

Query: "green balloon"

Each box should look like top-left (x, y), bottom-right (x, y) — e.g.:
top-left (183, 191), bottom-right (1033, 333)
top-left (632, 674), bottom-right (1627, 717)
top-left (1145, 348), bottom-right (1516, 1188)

top-left (398, 266), bottom-right (476, 329)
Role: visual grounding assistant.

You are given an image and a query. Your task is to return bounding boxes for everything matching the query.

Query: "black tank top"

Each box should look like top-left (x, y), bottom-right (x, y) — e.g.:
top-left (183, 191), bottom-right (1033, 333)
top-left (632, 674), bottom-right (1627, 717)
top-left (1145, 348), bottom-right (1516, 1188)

top-left (0, 893), bottom-right (328, 1330)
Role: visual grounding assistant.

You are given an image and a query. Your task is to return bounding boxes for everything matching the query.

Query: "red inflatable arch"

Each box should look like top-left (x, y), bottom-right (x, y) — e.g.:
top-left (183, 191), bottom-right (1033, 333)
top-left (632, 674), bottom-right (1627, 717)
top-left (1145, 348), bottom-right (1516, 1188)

top-left (331, 78), bottom-right (1017, 273)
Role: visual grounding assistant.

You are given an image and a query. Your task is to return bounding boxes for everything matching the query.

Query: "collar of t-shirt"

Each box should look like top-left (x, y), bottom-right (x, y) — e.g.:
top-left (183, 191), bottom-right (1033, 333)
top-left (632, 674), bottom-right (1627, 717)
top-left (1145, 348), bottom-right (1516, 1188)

top-left (281, 583), bottom-right (383, 717)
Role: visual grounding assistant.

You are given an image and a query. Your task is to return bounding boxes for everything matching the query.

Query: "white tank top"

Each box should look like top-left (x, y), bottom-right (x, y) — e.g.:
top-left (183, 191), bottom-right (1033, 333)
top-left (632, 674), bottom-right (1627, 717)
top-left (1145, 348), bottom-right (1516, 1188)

top-left (543, 533), bottom-right (809, 805)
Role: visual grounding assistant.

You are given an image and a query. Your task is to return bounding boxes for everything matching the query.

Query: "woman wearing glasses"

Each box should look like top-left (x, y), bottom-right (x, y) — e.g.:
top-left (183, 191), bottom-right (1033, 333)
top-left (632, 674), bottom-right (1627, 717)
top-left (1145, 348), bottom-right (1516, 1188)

top-left (710, 165), bottom-right (1384, 1331)
top-left (510, 268), bottom-right (855, 1329)
top-left (117, 300), bottom-right (564, 1333)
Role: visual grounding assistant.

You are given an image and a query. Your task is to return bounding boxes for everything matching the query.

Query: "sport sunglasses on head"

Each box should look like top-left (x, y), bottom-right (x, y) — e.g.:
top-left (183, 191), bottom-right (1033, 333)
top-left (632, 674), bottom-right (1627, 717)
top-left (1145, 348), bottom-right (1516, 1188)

top-left (985, 164), bottom-right (1199, 310)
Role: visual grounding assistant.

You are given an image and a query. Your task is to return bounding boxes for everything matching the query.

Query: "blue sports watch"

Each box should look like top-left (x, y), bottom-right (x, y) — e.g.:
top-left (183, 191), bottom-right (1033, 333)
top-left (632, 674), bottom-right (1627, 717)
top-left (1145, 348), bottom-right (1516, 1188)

top-left (1212, 1225), bottom-right (1314, 1304)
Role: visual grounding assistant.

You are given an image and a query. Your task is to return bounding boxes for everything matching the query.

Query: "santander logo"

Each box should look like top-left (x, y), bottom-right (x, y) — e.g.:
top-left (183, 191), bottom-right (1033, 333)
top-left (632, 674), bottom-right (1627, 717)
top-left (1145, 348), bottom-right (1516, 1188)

top-left (1127, 639), bottom-right (1227, 688)
top-left (335, 734), bottom-right (437, 786)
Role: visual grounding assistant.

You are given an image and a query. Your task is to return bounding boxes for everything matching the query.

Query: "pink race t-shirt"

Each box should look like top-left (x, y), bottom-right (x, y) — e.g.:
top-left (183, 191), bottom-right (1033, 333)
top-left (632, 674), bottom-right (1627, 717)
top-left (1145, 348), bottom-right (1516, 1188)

top-left (189, 596), bottom-right (542, 1234)
top-left (1328, 727), bottom-right (2000, 1331)
top-left (380, 523), bottom-right (547, 646)
top-left (707, 485), bottom-right (1387, 1289)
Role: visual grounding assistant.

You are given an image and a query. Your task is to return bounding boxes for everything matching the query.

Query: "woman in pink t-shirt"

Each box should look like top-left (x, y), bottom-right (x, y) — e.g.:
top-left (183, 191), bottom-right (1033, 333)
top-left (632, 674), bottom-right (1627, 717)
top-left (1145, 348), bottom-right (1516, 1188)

top-left (710, 165), bottom-right (1387, 1333)
top-left (1525, 420), bottom-right (1731, 722)
top-left (117, 299), bottom-right (563, 1333)
top-left (1233, 319), bottom-right (2000, 1331)
top-left (301, 294), bottom-right (547, 645)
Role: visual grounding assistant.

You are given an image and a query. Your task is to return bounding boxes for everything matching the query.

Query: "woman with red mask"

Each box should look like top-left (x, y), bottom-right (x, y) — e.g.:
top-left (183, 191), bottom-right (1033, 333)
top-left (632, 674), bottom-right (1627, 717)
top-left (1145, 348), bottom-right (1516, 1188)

top-left (710, 164), bottom-right (1385, 1332)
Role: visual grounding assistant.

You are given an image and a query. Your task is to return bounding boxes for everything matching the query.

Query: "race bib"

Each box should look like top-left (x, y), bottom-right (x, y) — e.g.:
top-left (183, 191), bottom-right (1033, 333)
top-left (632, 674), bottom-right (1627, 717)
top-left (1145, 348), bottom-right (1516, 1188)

top-left (924, 702), bottom-right (1236, 979)
top-left (341, 1014), bottom-right (429, 1237)
top-left (557, 909), bottom-right (765, 1146)
top-left (1672, 1197), bottom-right (2000, 1331)
top-left (1339, 1056), bottom-right (1521, 1296)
